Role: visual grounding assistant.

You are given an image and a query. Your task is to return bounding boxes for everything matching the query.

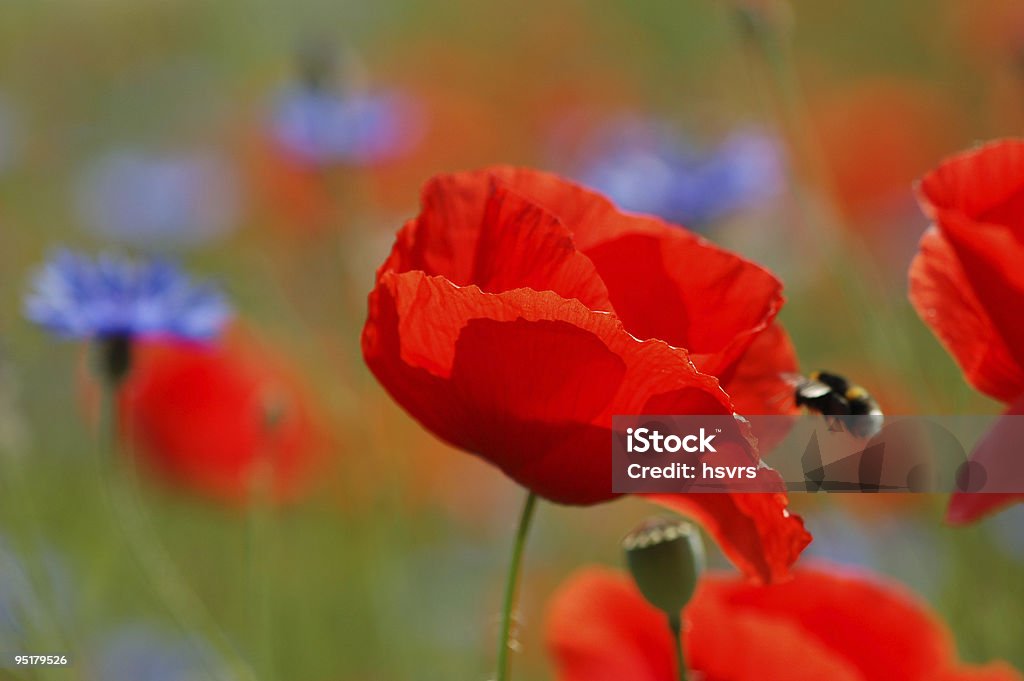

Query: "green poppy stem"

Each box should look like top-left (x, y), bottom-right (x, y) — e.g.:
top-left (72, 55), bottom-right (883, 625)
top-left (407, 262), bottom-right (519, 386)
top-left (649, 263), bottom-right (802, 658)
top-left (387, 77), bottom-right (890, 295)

top-left (246, 442), bottom-right (276, 680)
top-left (669, 613), bottom-right (687, 681)
top-left (495, 491), bottom-right (538, 681)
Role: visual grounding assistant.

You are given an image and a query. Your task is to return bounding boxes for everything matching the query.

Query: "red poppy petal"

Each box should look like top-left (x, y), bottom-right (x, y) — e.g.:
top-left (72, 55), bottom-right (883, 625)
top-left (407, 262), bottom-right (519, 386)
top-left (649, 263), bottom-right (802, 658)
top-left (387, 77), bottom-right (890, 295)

top-left (548, 567), bottom-right (1018, 681)
top-left (456, 166), bottom-right (786, 371)
top-left (381, 166), bottom-right (785, 379)
top-left (363, 270), bottom-right (735, 504)
top-left (918, 139), bottom-right (1024, 225)
top-left (707, 564), bottom-right (959, 681)
top-left (583, 231), bottom-right (784, 375)
top-left (546, 568), bottom-right (862, 681)
top-left (686, 588), bottom-right (863, 681)
top-left (470, 183), bottom-right (613, 311)
top-left (937, 663), bottom-right (1024, 681)
top-left (720, 323), bottom-right (800, 418)
top-left (382, 170), bottom-right (612, 312)
top-left (917, 140), bottom-right (1024, 368)
top-left (480, 165), bottom-right (669, 249)
top-left (646, 486), bottom-right (810, 584)
top-left (947, 491), bottom-right (1024, 526)
top-left (946, 392), bottom-right (1024, 524)
top-left (909, 227), bottom-right (1024, 403)
top-left (380, 172), bottom-right (490, 285)
top-left (935, 208), bottom-right (1024, 370)
top-left (545, 567), bottom-right (674, 681)
top-left (715, 323), bottom-right (800, 455)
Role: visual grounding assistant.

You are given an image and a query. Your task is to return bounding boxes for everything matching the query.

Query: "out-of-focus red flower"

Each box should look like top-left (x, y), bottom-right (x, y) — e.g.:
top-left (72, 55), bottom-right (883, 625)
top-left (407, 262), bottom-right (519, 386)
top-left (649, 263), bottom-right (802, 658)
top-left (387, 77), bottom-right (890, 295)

top-left (547, 564), bottom-right (1022, 681)
top-left (811, 79), bottom-right (966, 222)
top-left (910, 139), bottom-right (1024, 523)
top-left (118, 333), bottom-right (325, 504)
top-left (363, 166), bottom-right (808, 582)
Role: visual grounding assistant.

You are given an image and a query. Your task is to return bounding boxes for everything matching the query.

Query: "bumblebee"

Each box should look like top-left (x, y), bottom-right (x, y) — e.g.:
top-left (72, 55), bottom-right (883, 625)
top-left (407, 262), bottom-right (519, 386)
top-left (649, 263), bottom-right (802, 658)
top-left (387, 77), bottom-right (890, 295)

top-left (795, 370), bottom-right (883, 438)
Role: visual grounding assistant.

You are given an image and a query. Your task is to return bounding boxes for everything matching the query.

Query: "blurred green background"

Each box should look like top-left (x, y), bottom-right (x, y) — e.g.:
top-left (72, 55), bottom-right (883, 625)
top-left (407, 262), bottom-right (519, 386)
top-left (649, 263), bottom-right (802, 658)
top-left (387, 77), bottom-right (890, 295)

top-left (0, 0), bottom-right (1022, 679)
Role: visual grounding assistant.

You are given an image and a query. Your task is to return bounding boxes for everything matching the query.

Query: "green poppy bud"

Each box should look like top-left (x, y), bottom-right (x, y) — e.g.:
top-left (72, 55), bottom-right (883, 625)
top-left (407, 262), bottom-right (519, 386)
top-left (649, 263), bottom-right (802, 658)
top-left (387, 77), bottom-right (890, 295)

top-left (622, 517), bottom-right (705, 616)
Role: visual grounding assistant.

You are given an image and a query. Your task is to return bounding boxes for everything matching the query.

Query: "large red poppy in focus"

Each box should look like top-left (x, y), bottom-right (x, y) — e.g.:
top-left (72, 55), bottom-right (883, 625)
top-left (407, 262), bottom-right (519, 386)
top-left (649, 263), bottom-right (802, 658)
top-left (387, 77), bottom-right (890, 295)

top-left (910, 139), bottom-right (1024, 523)
top-left (547, 565), bottom-right (1021, 681)
top-left (363, 166), bottom-right (808, 582)
top-left (119, 335), bottom-right (324, 504)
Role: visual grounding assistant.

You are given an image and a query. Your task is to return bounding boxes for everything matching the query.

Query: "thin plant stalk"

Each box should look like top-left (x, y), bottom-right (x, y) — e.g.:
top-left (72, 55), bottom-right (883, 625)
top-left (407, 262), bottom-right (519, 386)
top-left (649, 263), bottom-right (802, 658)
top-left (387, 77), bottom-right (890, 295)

top-left (495, 491), bottom-right (538, 681)
top-left (669, 613), bottom-right (687, 681)
top-left (246, 437), bottom-right (276, 680)
top-left (0, 445), bottom-right (77, 672)
top-left (96, 369), bottom-right (258, 681)
top-left (732, 0), bottom-right (936, 402)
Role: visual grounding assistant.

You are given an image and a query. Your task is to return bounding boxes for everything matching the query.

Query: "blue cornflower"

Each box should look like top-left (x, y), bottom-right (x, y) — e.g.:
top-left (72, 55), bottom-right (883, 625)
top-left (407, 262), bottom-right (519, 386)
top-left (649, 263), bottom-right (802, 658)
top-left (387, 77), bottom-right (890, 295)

top-left (74, 149), bottom-right (240, 248)
top-left (573, 118), bottom-right (785, 228)
top-left (24, 251), bottom-right (231, 342)
top-left (269, 85), bottom-right (422, 167)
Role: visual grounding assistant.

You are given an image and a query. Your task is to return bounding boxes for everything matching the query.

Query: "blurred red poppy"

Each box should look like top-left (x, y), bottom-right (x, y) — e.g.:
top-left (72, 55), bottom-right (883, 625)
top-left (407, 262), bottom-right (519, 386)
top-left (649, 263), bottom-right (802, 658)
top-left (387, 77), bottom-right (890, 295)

top-left (547, 564), bottom-right (1022, 681)
top-left (811, 79), bottom-right (966, 222)
top-left (118, 334), bottom-right (325, 504)
top-left (910, 139), bottom-right (1024, 523)
top-left (363, 166), bottom-right (808, 581)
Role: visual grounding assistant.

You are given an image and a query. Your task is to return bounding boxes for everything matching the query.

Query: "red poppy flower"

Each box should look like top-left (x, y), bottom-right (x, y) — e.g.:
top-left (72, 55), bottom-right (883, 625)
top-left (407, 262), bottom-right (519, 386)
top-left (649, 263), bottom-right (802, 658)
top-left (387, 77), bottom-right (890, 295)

top-left (547, 565), bottom-right (1022, 681)
top-left (362, 166), bottom-right (808, 581)
top-left (118, 334), bottom-right (324, 504)
top-left (910, 139), bottom-right (1024, 523)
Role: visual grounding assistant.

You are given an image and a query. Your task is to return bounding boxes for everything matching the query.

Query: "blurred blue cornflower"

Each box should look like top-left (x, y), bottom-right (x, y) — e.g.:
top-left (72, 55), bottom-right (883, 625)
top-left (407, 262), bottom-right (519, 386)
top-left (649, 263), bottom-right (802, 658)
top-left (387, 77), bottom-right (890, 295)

top-left (75, 149), bottom-right (240, 249)
top-left (90, 624), bottom-right (232, 681)
top-left (572, 117), bottom-right (785, 228)
top-left (269, 85), bottom-right (423, 167)
top-left (24, 251), bottom-right (231, 342)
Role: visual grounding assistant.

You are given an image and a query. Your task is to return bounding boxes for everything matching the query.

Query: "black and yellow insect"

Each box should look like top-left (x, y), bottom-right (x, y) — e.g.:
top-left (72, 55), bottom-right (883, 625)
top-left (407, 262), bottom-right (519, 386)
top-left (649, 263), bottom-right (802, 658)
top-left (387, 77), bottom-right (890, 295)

top-left (794, 370), bottom-right (883, 438)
